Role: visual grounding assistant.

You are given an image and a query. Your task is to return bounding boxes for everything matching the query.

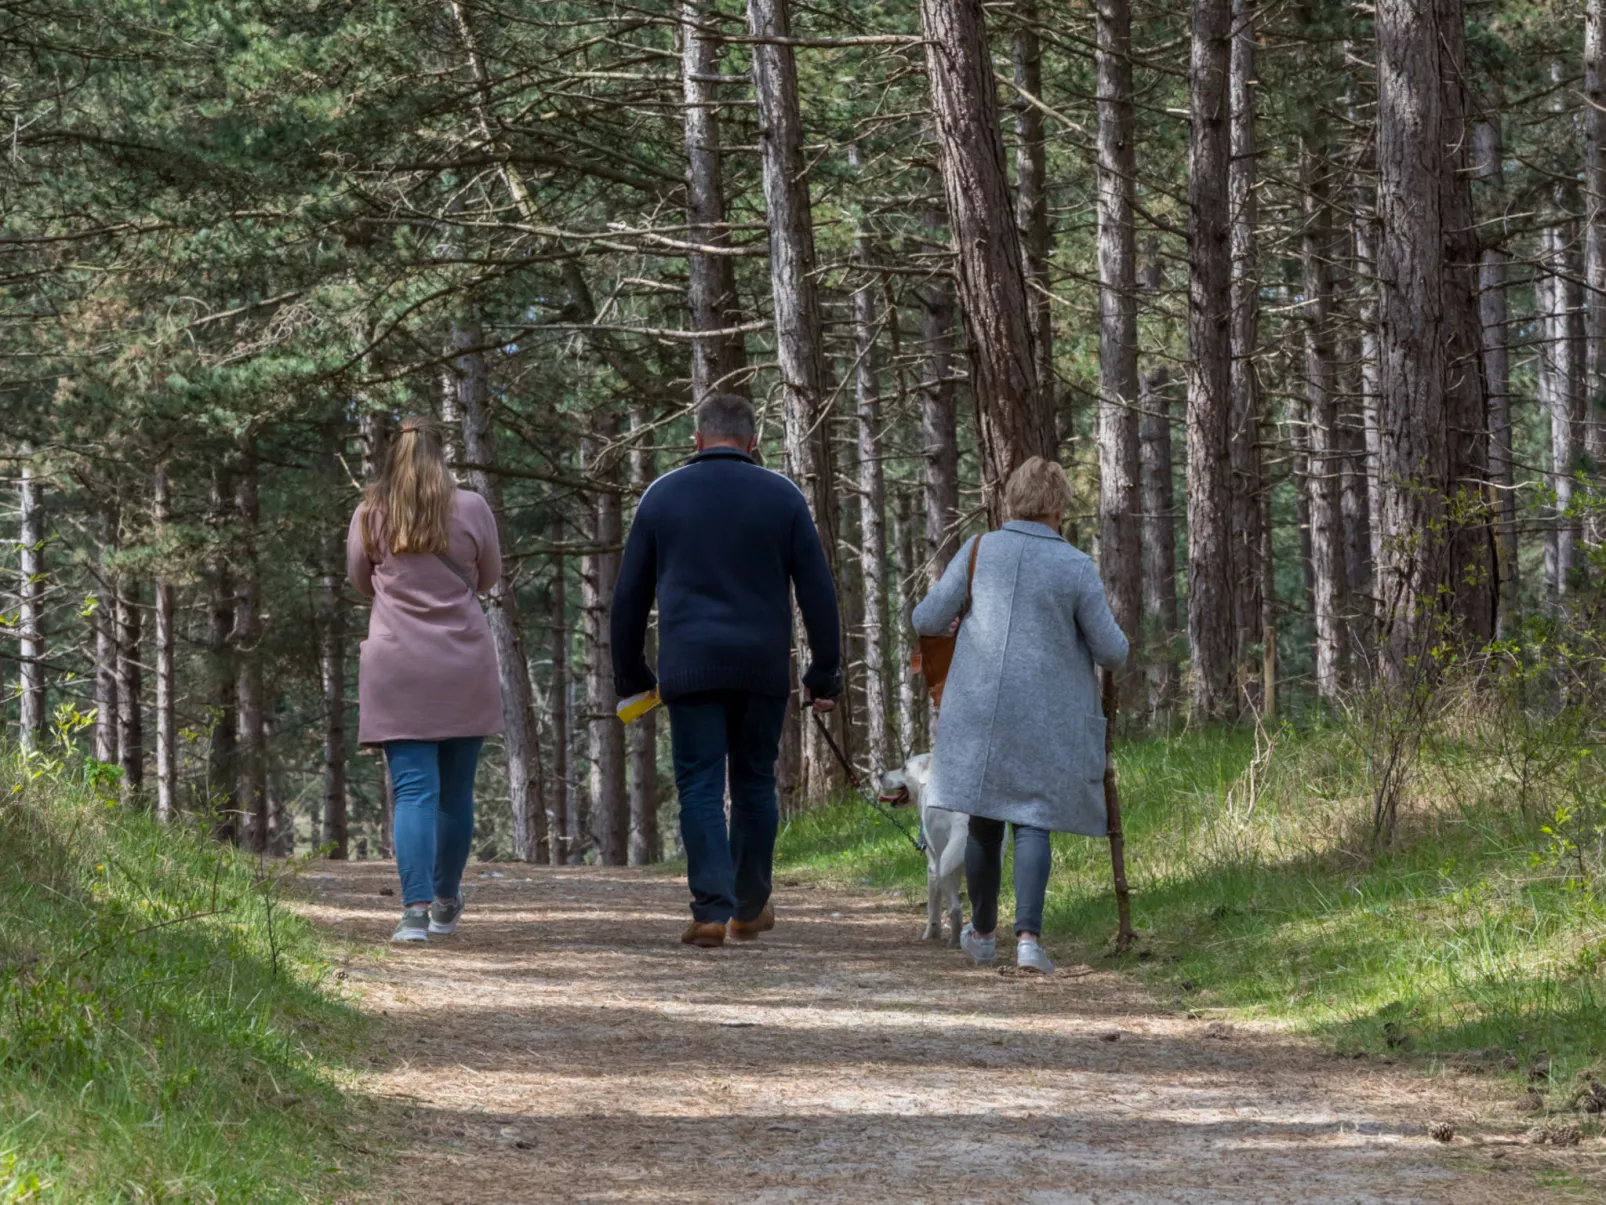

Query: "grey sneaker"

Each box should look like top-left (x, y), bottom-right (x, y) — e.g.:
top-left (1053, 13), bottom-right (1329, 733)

top-left (1016, 936), bottom-right (1056, 975)
top-left (391, 907), bottom-right (429, 943)
top-left (960, 923), bottom-right (997, 966)
top-left (429, 895), bottom-right (465, 936)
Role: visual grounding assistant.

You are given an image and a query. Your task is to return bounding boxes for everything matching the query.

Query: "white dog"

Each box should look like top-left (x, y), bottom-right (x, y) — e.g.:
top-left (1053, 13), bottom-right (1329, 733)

top-left (878, 753), bottom-right (967, 947)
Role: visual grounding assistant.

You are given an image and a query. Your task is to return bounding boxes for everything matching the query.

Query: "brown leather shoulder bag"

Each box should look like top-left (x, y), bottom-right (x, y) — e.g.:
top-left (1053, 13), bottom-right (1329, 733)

top-left (910, 534), bottom-right (982, 709)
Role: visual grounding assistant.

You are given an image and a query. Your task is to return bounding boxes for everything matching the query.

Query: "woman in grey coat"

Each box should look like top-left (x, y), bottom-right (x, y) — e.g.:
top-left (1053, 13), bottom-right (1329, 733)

top-left (912, 458), bottom-right (1129, 973)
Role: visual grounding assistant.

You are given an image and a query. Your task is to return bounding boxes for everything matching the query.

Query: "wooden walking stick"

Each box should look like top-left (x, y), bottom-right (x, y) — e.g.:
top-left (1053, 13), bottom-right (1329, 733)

top-left (1101, 669), bottom-right (1136, 954)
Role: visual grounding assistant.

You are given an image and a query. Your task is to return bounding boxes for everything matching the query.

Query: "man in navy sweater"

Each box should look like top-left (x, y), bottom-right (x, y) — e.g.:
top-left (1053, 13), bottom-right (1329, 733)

top-left (611, 393), bottom-right (842, 948)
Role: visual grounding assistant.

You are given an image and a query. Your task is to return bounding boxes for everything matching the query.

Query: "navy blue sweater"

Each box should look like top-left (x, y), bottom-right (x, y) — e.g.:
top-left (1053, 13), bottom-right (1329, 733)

top-left (610, 447), bottom-right (842, 703)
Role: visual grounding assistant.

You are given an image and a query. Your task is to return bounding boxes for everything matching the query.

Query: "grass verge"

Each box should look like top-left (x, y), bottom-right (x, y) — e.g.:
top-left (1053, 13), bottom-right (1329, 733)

top-left (0, 751), bottom-right (371, 1202)
top-left (776, 723), bottom-right (1606, 1111)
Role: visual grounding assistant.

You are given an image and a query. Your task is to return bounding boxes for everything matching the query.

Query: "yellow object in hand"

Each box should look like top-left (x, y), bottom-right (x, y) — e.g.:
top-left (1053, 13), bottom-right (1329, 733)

top-left (615, 689), bottom-right (661, 725)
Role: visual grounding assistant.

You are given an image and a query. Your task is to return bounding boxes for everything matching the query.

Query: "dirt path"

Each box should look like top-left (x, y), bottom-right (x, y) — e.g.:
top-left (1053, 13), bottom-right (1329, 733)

top-left (303, 862), bottom-right (1588, 1204)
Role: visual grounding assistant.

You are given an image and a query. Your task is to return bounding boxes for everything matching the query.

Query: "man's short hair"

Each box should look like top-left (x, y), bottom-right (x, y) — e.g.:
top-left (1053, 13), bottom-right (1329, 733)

top-left (1004, 456), bottom-right (1073, 521)
top-left (696, 392), bottom-right (756, 444)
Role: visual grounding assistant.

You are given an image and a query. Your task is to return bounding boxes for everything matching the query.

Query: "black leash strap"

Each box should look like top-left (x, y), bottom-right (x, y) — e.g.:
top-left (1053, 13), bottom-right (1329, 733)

top-left (809, 709), bottom-right (926, 854)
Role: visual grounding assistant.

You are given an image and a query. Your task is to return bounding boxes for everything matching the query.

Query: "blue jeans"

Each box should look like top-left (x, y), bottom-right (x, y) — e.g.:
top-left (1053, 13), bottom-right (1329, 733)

top-left (966, 816), bottom-right (1052, 936)
top-left (667, 691), bottom-right (788, 924)
top-left (384, 737), bottom-right (484, 907)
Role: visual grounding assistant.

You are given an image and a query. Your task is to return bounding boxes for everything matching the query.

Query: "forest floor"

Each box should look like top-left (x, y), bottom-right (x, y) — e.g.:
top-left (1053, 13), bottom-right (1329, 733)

top-left (301, 860), bottom-right (1599, 1204)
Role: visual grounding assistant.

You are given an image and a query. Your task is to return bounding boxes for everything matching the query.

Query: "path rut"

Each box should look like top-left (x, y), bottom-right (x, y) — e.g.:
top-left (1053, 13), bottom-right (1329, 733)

top-left (303, 862), bottom-right (1589, 1203)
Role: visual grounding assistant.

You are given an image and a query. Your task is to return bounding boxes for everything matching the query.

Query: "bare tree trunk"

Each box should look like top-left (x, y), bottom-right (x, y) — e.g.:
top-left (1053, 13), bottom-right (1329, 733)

top-left (1186, 0), bottom-right (1235, 718)
top-left (17, 451), bottom-right (45, 753)
top-left (93, 502), bottom-right (118, 763)
top-left (893, 489), bottom-right (921, 758)
top-left (451, 320), bottom-right (547, 863)
top-left (235, 445), bottom-right (266, 849)
top-left (1140, 366), bottom-right (1178, 718)
top-left (627, 407), bottom-right (661, 866)
top-left (208, 464), bottom-right (238, 841)
top-left (1302, 144), bottom-right (1348, 701)
top-left (1014, 0), bottom-right (1054, 427)
top-left (154, 463), bottom-right (177, 821)
top-left (1587, 0), bottom-right (1606, 544)
top-left (748, 0), bottom-right (843, 802)
top-left (919, 0), bottom-right (1053, 511)
top-left (1475, 115), bottom-right (1518, 634)
top-left (581, 415), bottom-right (628, 862)
top-left (1540, 206), bottom-right (1583, 603)
top-left (853, 240), bottom-right (892, 776)
top-left (920, 223), bottom-right (961, 581)
top-left (549, 527), bottom-right (576, 865)
top-left (683, 0), bottom-right (749, 402)
top-left (1096, 0), bottom-right (1142, 698)
top-left (1228, 0), bottom-right (1265, 695)
top-left (1351, 135), bottom-right (1386, 599)
top-left (320, 425), bottom-right (349, 858)
top-left (116, 572), bottom-right (144, 801)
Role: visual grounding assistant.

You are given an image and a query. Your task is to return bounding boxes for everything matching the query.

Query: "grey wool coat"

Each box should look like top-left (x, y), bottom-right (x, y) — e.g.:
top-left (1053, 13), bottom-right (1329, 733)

top-left (912, 521), bottom-right (1130, 836)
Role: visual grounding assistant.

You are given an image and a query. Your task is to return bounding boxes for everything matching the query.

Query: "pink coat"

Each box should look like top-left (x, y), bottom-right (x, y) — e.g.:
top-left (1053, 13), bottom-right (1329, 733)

top-left (347, 489), bottom-right (507, 744)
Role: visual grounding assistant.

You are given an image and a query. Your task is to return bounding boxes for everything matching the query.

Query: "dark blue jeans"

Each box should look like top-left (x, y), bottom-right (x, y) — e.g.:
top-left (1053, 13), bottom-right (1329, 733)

top-left (384, 737), bottom-right (484, 908)
top-left (667, 691), bottom-right (789, 924)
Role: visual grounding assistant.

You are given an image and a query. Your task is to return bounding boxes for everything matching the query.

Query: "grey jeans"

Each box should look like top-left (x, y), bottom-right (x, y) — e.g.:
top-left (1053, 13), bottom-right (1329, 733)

top-left (965, 815), bottom-right (1052, 936)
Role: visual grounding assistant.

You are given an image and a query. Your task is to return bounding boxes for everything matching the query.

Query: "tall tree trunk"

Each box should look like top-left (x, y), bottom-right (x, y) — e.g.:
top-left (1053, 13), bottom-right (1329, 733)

top-left (1587, 0), bottom-right (1606, 544)
top-left (208, 464), bottom-right (238, 841)
top-left (154, 463), bottom-right (177, 821)
top-left (17, 451), bottom-right (45, 753)
top-left (1374, 0), bottom-right (1490, 669)
top-left (319, 425), bottom-right (349, 858)
top-left (1014, 0), bottom-right (1054, 430)
top-left (1186, 0), bottom-right (1235, 718)
top-left (93, 502), bottom-right (118, 763)
top-left (748, 0), bottom-right (843, 801)
top-left (919, 0), bottom-right (1053, 511)
top-left (1539, 220), bottom-right (1582, 602)
top-left (1302, 144), bottom-right (1348, 700)
top-left (235, 445), bottom-right (266, 849)
top-left (854, 239), bottom-right (892, 776)
top-left (581, 415), bottom-right (628, 862)
top-left (920, 219), bottom-right (961, 581)
top-left (1475, 115), bottom-right (1518, 633)
top-left (1140, 366), bottom-right (1179, 718)
top-left (451, 319), bottom-right (547, 863)
top-left (1351, 109), bottom-right (1386, 600)
top-left (116, 574), bottom-right (144, 799)
top-left (683, 0), bottom-right (749, 402)
top-left (549, 526), bottom-right (576, 865)
top-left (893, 488), bottom-right (921, 758)
top-left (1096, 0), bottom-right (1142, 699)
top-left (1228, 0), bottom-right (1265, 695)
top-left (627, 407), bottom-right (661, 866)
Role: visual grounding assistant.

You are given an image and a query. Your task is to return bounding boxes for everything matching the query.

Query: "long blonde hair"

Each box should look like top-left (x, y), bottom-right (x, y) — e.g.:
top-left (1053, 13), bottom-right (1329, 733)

top-left (360, 416), bottom-right (455, 559)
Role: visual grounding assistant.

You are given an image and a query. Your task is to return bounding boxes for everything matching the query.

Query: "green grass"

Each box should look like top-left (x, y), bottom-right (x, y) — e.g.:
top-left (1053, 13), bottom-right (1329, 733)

top-left (777, 723), bottom-right (1606, 1104)
top-left (0, 751), bottom-right (371, 1202)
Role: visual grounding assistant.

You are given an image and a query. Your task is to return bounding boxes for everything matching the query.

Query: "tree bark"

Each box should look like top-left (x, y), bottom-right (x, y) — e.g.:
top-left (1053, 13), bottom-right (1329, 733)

top-left (854, 239), bottom-right (892, 776)
top-left (627, 407), bottom-right (661, 866)
top-left (115, 571), bottom-right (144, 800)
top-left (1539, 213), bottom-right (1582, 602)
top-left (1140, 366), bottom-right (1178, 718)
top-left (319, 425), bottom-right (349, 858)
top-left (1186, 0), bottom-right (1235, 718)
top-left (208, 464), bottom-right (238, 842)
top-left (93, 502), bottom-right (119, 764)
top-left (893, 488), bottom-right (922, 758)
top-left (1374, 0), bottom-right (1491, 669)
top-left (1228, 0), bottom-right (1264, 692)
top-left (1302, 143), bottom-right (1348, 701)
top-left (451, 319), bottom-right (547, 863)
top-left (154, 463), bottom-right (177, 821)
top-left (581, 415), bottom-right (628, 862)
top-left (1096, 0), bottom-right (1142, 698)
top-left (919, 0), bottom-right (1053, 511)
top-left (1475, 116), bottom-right (1518, 634)
top-left (549, 524), bottom-right (576, 865)
top-left (683, 0), bottom-right (750, 402)
top-left (748, 0), bottom-right (843, 801)
top-left (235, 444), bottom-right (266, 849)
top-left (919, 217), bottom-right (962, 582)
top-left (1587, 0), bottom-right (1606, 544)
top-left (1014, 0), bottom-right (1054, 429)
top-left (17, 451), bottom-right (45, 753)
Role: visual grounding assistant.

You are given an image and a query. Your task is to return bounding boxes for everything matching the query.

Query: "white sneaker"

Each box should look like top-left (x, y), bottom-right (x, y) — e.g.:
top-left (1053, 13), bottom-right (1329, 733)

top-left (1016, 936), bottom-right (1055, 974)
top-left (960, 923), bottom-right (997, 966)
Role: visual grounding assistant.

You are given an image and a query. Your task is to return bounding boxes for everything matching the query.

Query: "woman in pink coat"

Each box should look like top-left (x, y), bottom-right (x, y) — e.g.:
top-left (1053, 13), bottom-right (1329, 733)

top-left (347, 417), bottom-right (505, 942)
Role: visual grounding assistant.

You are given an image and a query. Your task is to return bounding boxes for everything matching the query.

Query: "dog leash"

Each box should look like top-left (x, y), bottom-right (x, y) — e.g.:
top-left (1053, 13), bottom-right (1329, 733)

top-left (808, 709), bottom-right (927, 854)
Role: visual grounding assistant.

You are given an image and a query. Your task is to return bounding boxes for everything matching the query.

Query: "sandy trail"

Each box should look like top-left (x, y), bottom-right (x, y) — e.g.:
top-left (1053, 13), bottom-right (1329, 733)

top-left (303, 861), bottom-right (1588, 1204)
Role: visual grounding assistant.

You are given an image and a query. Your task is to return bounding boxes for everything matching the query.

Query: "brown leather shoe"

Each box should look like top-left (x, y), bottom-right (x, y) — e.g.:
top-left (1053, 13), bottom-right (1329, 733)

top-left (728, 903), bottom-right (775, 942)
top-left (681, 921), bottom-right (726, 948)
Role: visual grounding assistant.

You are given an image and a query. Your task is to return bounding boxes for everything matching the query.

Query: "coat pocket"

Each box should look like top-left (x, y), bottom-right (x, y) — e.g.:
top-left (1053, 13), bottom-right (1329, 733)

top-left (1082, 713), bottom-right (1108, 782)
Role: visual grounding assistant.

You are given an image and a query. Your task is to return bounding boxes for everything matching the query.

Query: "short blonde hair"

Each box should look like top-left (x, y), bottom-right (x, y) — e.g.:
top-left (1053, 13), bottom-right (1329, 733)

top-left (1004, 457), bottom-right (1072, 522)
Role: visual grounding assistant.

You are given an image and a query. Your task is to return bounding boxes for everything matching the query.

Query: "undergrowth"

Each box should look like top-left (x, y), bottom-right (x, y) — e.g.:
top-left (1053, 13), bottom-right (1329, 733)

top-left (777, 697), bottom-right (1606, 1112)
top-left (0, 735), bottom-right (370, 1202)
